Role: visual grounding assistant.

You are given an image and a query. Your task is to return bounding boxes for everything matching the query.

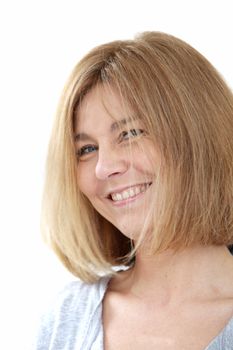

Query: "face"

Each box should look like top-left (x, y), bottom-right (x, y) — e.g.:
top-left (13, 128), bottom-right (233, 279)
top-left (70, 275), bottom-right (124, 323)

top-left (74, 85), bottom-right (161, 240)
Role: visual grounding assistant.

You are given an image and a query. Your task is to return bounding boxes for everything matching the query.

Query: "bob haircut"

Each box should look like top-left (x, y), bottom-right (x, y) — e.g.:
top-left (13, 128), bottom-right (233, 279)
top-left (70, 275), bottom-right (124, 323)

top-left (42, 31), bottom-right (233, 283)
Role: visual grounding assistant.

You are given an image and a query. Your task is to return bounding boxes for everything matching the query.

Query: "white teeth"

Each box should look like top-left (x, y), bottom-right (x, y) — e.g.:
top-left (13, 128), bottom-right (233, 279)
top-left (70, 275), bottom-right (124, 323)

top-left (116, 193), bottom-right (122, 201)
top-left (129, 188), bottom-right (134, 197)
top-left (135, 187), bottom-right (140, 195)
top-left (122, 190), bottom-right (130, 200)
top-left (110, 184), bottom-right (150, 202)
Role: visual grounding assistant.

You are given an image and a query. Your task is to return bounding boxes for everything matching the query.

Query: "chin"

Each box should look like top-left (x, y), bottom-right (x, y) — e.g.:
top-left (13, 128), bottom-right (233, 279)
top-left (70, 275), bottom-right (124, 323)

top-left (117, 223), bottom-right (143, 241)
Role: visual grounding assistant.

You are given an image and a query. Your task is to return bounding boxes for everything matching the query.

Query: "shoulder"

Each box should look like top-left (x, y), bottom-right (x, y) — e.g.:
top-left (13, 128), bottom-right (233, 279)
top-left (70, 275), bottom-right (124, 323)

top-left (43, 276), bottom-right (108, 320)
top-left (54, 276), bottom-right (110, 311)
top-left (33, 276), bottom-right (111, 350)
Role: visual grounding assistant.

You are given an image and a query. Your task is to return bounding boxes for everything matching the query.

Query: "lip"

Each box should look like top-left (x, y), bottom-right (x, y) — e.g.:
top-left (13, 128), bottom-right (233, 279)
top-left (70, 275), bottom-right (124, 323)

top-left (106, 182), bottom-right (152, 207)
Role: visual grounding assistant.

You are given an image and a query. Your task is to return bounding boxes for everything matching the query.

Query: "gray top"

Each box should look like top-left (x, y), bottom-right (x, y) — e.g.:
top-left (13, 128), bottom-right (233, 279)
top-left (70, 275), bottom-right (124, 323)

top-left (34, 277), bottom-right (233, 350)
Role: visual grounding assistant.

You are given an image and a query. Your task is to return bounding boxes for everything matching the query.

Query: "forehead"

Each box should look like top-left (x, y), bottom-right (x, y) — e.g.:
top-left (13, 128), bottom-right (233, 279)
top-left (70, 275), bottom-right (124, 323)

top-left (75, 85), bottom-right (127, 132)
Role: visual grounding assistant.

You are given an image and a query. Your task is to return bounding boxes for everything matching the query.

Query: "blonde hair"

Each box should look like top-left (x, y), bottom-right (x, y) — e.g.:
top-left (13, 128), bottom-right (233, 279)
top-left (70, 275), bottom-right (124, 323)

top-left (42, 32), bottom-right (233, 283)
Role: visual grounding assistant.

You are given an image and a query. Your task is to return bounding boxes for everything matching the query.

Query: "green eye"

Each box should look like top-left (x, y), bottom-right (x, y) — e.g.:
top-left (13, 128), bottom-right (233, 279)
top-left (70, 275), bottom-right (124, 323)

top-left (77, 144), bottom-right (98, 157)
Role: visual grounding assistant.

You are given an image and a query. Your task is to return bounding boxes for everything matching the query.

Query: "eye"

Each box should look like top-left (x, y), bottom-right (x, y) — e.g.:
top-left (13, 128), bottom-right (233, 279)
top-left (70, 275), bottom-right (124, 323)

top-left (76, 144), bottom-right (98, 158)
top-left (119, 129), bottom-right (144, 141)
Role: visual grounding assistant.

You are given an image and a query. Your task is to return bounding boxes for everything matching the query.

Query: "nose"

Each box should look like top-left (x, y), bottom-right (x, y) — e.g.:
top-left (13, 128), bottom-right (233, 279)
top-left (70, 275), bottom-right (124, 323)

top-left (95, 143), bottom-right (129, 180)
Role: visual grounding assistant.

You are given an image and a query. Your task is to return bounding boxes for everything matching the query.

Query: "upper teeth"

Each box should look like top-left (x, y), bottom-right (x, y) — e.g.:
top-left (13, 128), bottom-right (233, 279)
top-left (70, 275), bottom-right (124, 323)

top-left (111, 184), bottom-right (150, 202)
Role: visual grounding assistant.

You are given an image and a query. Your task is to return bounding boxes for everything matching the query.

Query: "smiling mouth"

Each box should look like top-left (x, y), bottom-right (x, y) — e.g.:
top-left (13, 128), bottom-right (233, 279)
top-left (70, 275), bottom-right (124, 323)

top-left (108, 183), bottom-right (152, 202)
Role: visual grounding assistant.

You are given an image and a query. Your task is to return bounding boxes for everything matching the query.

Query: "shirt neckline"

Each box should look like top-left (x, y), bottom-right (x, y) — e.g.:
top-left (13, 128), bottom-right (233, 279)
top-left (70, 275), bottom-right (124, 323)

top-left (99, 275), bottom-right (233, 349)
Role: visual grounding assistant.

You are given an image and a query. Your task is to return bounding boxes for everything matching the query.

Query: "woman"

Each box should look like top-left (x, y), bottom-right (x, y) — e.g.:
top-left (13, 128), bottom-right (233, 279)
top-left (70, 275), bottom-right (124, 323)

top-left (36, 32), bottom-right (233, 349)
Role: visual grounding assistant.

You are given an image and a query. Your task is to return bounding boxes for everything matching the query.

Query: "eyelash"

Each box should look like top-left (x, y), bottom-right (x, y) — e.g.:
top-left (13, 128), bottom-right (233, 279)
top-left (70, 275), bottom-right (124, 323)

top-left (77, 129), bottom-right (145, 158)
top-left (76, 145), bottom-right (98, 158)
top-left (119, 128), bottom-right (144, 141)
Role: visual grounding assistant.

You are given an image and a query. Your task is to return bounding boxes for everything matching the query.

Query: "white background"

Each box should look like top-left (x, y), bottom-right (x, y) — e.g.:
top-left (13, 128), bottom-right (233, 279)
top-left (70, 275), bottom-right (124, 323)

top-left (0, 0), bottom-right (232, 348)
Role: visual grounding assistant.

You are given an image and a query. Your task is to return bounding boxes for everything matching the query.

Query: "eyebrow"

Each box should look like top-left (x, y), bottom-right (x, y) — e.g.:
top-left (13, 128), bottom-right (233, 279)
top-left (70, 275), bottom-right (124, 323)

top-left (74, 117), bottom-right (138, 142)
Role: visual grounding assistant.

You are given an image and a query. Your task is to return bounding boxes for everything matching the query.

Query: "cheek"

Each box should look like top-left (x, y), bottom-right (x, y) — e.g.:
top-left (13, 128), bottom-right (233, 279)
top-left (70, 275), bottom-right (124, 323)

top-left (77, 165), bottom-right (94, 198)
top-left (132, 152), bottom-right (157, 175)
top-left (131, 140), bottom-right (160, 173)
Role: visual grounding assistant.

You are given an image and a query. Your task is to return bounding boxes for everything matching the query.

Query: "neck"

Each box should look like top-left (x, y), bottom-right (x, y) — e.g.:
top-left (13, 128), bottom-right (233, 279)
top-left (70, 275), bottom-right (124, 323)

top-left (124, 245), bottom-right (233, 305)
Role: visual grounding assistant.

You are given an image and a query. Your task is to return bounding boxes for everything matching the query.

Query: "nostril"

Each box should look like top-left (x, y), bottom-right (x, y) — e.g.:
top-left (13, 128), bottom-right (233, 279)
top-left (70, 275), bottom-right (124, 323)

top-left (108, 171), bottom-right (122, 178)
top-left (95, 159), bottom-right (128, 180)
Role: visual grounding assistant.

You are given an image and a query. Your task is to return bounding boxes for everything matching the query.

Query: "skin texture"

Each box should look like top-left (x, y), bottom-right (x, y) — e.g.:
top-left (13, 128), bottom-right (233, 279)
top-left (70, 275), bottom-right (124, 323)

top-left (75, 85), bottom-right (160, 240)
top-left (102, 245), bottom-right (233, 349)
